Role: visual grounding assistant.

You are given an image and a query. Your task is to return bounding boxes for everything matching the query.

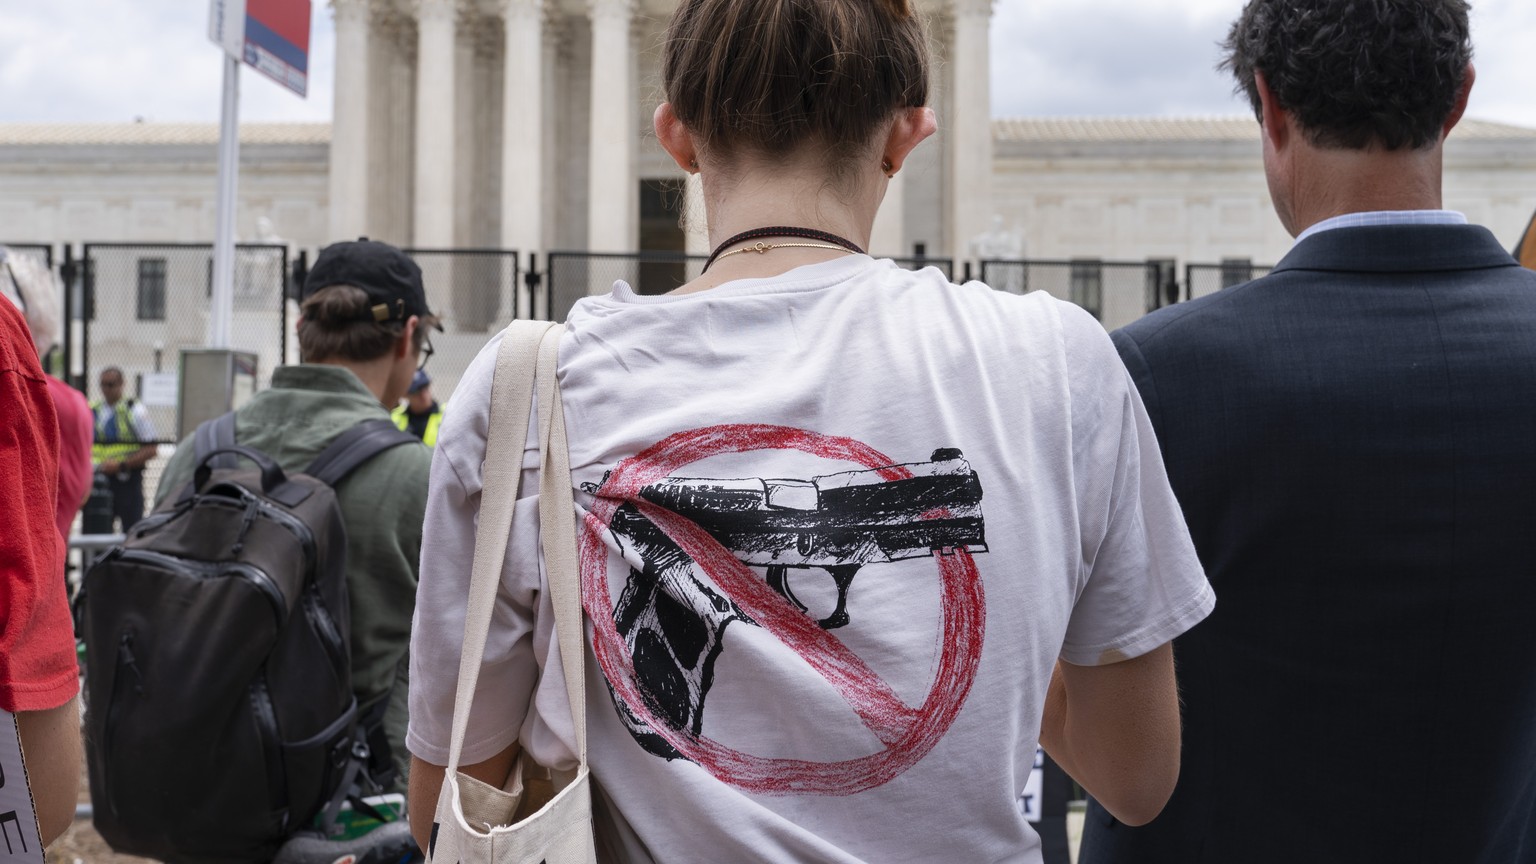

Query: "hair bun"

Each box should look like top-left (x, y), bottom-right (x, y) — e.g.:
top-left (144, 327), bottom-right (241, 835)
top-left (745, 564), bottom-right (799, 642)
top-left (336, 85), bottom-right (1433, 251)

top-left (878, 0), bottom-right (914, 19)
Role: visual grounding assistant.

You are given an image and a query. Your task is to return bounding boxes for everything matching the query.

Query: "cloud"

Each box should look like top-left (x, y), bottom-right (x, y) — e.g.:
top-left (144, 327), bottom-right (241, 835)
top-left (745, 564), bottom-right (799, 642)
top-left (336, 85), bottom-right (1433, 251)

top-left (990, 0), bottom-right (1250, 118)
top-left (1, 0), bottom-right (1531, 128)
top-left (0, 0), bottom-right (334, 123)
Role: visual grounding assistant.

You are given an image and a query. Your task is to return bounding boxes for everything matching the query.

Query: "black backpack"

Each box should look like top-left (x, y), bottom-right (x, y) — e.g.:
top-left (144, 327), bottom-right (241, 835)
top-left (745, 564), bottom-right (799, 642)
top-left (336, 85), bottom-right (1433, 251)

top-left (78, 414), bottom-right (416, 864)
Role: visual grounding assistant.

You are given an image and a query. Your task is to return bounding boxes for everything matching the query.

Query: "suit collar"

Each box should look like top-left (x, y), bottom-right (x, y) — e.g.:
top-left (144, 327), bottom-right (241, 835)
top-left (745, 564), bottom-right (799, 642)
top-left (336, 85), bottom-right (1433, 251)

top-left (1273, 223), bottom-right (1518, 274)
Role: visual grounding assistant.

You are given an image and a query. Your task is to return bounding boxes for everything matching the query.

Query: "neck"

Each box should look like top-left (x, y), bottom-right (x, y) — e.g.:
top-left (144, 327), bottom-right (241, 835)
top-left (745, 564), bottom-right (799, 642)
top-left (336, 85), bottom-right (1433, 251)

top-left (314, 356), bottom-right (393, 408)
top-left (1284, 143), bottom-right (1445, 236)
top-left (682, 153), bottom-right (884, 292)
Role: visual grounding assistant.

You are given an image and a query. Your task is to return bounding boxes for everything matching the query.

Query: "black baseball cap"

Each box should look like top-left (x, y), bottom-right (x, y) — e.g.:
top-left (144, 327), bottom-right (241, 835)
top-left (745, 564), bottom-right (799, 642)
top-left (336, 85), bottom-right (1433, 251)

top-left (303, 238), bottom-right (442, 330)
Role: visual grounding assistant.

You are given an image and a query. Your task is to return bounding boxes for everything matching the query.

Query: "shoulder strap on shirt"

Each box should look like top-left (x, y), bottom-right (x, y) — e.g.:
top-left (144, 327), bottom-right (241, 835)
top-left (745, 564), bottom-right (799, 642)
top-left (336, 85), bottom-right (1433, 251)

top-left (303, 418), bottom-right (418, 488)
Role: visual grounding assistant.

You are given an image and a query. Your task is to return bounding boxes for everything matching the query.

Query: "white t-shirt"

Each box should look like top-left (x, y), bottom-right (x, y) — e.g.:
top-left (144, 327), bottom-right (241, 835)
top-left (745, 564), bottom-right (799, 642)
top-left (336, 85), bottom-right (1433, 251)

top-left (408, 255), bottom-right (1213, 863)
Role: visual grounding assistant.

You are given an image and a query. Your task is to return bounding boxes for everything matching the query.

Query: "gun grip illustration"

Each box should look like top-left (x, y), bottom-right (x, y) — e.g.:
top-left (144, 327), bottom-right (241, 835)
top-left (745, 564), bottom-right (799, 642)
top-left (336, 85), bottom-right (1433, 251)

top-left (599, 447), bottom-right (988, 763)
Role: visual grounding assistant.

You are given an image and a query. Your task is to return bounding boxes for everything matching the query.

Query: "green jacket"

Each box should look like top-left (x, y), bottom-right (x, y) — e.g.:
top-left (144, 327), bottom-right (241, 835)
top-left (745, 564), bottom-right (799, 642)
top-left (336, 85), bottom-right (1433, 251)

top-left (155, 364), bottom-right (431, 789)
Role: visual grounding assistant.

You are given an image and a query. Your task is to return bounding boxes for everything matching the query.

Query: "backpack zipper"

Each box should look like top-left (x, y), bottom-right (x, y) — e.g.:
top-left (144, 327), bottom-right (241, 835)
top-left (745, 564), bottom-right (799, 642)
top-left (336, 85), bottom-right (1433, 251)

top-left (303, 585), bottom-right (348, 674)
top-left (249, 676), bottom-right (290, 827)
top-left (102, 629), bottom-right (144, 823)
top-left (114, 549), bottom-right (287, 626)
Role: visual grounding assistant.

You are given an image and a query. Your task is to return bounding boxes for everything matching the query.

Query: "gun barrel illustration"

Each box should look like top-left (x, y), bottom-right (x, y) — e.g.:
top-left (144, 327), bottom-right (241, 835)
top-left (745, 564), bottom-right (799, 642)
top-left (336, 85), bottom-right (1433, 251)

top-left (604, 449), bottom-right (986, 759)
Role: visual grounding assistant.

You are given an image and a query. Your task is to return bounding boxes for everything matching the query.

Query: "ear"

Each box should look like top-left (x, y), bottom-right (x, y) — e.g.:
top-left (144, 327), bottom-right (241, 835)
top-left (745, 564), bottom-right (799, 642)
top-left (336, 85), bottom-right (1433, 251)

top-left (1442, 62), bottom-right (1475, 137)
top-left (399, 317), bottom-right (419, 359)
top-left (655, 103), bottom-right (699, 174)
top-left (1253, 70), bottom-right (1291, 153)
top-left (881, 107), bottom-right (937, 175)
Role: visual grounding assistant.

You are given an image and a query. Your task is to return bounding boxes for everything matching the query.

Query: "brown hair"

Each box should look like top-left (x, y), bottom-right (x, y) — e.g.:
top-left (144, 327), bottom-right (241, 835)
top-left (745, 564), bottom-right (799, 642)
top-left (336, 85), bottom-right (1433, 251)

top-left (663, 0), bottom-right (929, 172)
top-left (297, 285), bottom-right (433, 363)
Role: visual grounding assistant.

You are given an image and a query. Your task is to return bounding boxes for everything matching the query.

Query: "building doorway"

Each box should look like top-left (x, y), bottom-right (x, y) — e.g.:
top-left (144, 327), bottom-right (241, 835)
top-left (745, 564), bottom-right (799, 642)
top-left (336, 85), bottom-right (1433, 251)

top-left (637, 179), bottom-right (686, 295)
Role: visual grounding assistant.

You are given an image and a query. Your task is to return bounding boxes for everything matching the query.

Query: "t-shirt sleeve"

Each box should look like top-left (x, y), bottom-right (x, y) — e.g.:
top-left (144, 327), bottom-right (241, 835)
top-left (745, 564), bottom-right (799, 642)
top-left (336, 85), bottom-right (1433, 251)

top-left (0, 324), bottom-right (79, 713)
top-left (1057, 304), bottom-right (1213, 666)
top-left (130, 401), bottom-right (158, 442)
top-left (407, 332), bottom-right (549, 766)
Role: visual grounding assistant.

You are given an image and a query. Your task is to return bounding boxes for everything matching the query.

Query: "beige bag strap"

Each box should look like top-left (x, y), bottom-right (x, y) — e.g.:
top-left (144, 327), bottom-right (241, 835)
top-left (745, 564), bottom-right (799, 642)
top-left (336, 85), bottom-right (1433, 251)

top-left (445, 320), bottom-right (585, 773)
top-left (535, 323), bottom-right (587, 761)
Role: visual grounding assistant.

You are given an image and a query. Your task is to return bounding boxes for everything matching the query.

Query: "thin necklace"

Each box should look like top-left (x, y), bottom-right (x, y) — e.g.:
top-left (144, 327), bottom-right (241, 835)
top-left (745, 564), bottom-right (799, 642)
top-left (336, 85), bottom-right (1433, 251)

top-left (703, 226), bottom-right (865, 272)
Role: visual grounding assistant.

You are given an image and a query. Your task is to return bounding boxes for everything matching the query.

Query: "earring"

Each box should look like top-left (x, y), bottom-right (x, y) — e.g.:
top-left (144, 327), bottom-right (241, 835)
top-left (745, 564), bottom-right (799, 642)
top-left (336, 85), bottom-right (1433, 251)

top-left (689, 159), bottom-right (699, 171)
top-left (881, 158), bottom-right (894, 178)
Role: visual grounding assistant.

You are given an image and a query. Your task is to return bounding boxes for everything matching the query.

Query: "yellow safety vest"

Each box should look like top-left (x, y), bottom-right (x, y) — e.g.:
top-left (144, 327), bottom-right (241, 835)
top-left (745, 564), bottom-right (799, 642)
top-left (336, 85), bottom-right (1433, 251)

top-left (392, 404), bottom-right (444, 447)
top-left (91, 399), bottom-right (144, 464)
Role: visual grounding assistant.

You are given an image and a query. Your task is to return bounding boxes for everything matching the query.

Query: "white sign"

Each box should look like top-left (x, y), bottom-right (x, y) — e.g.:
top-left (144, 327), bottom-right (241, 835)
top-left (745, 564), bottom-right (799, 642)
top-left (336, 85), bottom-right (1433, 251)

top-left (1019, 747), bottom-right (1046, 823)
top-left (0, 711), bottom-right (44, 863)
top-left (140, 372), bottom-right (180, 409)
top-left (208, 0), bottom-right (249, 58)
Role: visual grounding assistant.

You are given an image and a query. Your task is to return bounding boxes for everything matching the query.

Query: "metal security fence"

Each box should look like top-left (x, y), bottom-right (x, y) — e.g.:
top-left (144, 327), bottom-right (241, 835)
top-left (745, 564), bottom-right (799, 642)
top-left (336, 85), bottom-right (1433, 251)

top-left (2, 242), bottom-right (54, 268)
top-left (979, 259), bottom-right (1176, 331)
top-left (546, 251), bottom-right (961, 323)
top-left (889, 255), bottom-right (956, 281)
top-left (546, 251), bottom-right (710, 322)
top-left (75, 243), bottom-right (291, 445)
top-left (404, 248), bottom-right (522, 334)
top-left (1186, 261), bottom-right (1273, 300)
top-left (397, 248), bottom-right (527, 408)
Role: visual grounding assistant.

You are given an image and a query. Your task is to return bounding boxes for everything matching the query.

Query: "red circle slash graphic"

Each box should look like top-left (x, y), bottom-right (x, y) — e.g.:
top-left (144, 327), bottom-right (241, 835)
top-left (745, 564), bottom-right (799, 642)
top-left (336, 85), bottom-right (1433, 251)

top-left (579, 424), bottom-right (987, 796)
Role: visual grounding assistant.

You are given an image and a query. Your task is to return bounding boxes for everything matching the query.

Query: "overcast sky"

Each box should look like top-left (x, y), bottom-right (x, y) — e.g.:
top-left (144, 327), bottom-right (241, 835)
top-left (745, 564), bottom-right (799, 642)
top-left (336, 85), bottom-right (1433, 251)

top-left (3, 0), bottom-right (1534, 128)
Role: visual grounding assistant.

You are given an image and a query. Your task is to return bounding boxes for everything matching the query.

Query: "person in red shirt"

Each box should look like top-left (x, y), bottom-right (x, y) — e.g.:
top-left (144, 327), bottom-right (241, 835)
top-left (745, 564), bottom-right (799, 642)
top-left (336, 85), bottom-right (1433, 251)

top-left (0, 289), bottom-right (82, 846)
top-left (3, 249), bottom-right (92, 545)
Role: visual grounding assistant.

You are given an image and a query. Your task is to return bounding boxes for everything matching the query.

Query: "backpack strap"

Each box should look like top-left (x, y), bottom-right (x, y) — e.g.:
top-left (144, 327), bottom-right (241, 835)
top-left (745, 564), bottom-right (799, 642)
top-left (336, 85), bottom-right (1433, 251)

top-left (304, 418), bottom-right (418, 488)
top-left (194, 412), bottom-right (240, 470)
top-left (179, 412), bottom-right (241, 502)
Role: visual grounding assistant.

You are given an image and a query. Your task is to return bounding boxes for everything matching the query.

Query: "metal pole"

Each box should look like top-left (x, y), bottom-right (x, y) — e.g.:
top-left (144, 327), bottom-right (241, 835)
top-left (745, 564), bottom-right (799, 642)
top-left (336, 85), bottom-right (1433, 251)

top-left (210, 52), bottom-right (241, 349)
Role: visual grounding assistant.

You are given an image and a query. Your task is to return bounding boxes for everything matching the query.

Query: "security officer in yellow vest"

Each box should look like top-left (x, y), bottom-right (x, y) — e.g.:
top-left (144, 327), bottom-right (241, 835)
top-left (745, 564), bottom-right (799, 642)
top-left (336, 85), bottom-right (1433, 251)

top-left (391, 369), bottom-right (443, 446)
top-left (91, 366), bottom-right (159, 532)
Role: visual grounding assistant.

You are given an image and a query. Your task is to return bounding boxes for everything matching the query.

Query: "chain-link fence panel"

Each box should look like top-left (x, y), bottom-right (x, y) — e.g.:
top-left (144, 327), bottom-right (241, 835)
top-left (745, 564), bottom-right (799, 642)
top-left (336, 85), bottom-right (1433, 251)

top-left (80, 243), bottom-right (289, 447)
top-left (1185, 262), bottom-right (1273, 300)
top-left (2, 242), bottom-right (53, 268)
top-left (979, 259), bottom-right (1166, 330)
top-left (888, 256), bottom-right (955, 281)
top-left (399, 249), bottom-right (521, 407)
top-left (547, 251), bottom-right (710, 323)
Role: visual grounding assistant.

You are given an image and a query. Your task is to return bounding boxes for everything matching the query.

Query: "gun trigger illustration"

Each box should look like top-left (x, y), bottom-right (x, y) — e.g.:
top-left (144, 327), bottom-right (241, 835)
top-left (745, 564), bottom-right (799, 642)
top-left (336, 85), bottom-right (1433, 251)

top-left (766, 565), bottom-right (808, 616)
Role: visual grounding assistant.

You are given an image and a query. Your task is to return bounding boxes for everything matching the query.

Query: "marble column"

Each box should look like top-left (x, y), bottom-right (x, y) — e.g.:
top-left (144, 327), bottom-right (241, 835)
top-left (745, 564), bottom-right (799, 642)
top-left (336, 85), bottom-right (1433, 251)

top-left (414, 0), bottom-right (457, 247)
top-left (502, 0), bottom-right (543, 259)
top-left (684, 173), bottom-right (710, 256)
top-left (869, 171), bottom-right (906, 257)
top-left (329, 0), bottom-right (372, 241)
top-left (950, 0), bottom-right (994, 260)
top-left (587, 0), bottom-right (636, 254)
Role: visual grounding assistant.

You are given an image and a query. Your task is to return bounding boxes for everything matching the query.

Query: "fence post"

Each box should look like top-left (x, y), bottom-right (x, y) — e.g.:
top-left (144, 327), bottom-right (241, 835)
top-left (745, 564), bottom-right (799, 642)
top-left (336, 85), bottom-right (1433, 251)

top-left (524, 253), bottom-right (545, 321)
top-left (61, 245), bottom-right (79, 391)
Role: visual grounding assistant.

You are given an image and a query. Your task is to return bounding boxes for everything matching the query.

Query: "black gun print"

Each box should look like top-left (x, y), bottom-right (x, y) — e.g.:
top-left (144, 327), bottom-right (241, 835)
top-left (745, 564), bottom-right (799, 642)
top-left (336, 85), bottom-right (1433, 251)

top-left (593, 448), bottom-right (986, 761)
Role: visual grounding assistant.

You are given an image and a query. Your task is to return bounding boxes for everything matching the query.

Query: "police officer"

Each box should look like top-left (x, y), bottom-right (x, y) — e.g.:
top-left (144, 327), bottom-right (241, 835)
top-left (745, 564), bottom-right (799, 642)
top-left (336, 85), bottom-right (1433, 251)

top-left (90, 366), bottom-right (158, 532)
top-left (391, 369), bottom-right (443, 447)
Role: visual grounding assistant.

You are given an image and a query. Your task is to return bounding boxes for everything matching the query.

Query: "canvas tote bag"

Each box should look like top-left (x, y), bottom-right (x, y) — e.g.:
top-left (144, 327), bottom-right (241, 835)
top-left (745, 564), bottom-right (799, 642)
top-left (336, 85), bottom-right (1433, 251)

top-left (429, 320), bottom-right (598, 864)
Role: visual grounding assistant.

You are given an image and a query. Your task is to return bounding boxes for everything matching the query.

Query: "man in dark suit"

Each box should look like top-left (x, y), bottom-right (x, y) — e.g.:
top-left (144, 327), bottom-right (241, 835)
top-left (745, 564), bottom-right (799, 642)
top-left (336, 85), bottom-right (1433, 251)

top-left (1079, 1), bottom-right (1536, 862)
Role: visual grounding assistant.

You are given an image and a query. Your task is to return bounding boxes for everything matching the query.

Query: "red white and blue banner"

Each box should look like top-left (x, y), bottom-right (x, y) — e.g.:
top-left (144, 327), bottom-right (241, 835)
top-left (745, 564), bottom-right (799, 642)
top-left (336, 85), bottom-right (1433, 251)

top-left (209, 0), bottom-right (312, 98)
top-left (244, 0), bottom-right (312, 97)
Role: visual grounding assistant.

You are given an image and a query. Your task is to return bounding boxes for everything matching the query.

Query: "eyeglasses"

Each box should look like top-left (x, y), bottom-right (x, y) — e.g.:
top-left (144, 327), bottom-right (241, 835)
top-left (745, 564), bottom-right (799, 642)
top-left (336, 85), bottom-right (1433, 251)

top-left (417, 336), bottom-right (434, 371)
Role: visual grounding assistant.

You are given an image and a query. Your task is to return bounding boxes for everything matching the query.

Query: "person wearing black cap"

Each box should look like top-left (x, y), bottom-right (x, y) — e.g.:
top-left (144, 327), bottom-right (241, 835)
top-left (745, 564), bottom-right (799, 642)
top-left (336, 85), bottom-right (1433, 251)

top-left (392, 368), bottom-right (444, 447)
top-left (154, 238), bottom-right (439, 803)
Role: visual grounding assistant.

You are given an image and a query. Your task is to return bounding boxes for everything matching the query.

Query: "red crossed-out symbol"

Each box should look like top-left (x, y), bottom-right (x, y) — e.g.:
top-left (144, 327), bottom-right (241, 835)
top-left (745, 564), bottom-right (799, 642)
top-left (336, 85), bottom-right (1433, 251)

top-left (579, 424), bottom-right (987, 796)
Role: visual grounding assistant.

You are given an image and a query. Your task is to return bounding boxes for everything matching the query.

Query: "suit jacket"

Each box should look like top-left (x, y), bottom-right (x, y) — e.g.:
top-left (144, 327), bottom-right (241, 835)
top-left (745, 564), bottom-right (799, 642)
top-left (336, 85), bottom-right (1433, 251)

top-left (1081, 224), bottom-right (1536, 864)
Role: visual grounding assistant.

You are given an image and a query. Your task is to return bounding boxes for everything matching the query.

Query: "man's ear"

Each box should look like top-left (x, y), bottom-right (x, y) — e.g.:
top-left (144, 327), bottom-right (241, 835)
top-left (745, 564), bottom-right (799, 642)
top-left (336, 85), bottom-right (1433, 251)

top-left (1254, 70), bottom-right (1289, 153)
top-left (399, 317), bottom-right (419, 359)
top-left (1443, 62), bottom-right (1476, 137)
top-left (655, 103), bottom-right (699, 174)
top-left (881, 107), bottom-right (937, 176)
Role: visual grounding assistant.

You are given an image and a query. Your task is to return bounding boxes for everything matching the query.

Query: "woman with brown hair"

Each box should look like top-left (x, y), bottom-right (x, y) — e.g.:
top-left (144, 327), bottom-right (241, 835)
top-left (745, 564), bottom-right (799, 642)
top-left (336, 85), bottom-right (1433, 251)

top-left (407, 1), bottom-right (1212, 860)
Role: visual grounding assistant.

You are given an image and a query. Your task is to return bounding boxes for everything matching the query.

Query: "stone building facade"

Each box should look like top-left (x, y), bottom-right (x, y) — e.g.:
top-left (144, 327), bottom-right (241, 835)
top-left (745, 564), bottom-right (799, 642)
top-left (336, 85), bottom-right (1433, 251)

top-left (324, 0), bottom-right (996, 261)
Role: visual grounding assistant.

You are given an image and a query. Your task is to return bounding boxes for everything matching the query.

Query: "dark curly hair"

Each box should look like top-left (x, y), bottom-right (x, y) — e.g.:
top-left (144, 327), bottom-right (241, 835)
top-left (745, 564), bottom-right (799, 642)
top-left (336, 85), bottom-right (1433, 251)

top-left (1220, 0), bottom-right (1473, 151)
